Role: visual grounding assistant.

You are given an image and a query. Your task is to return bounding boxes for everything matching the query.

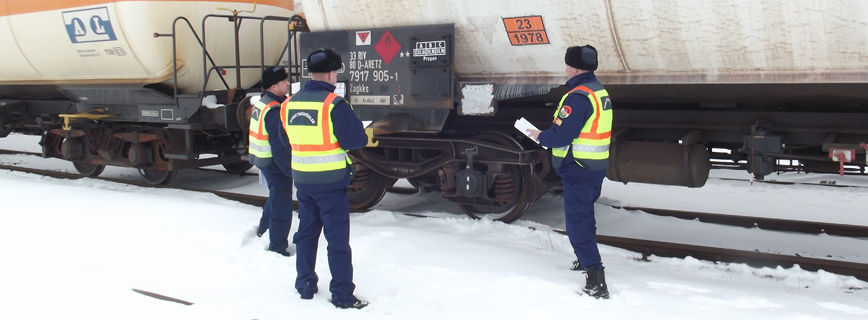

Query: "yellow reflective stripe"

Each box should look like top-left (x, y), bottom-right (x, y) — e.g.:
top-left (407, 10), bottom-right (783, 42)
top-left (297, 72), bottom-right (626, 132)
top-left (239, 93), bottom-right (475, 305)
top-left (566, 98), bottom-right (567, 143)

top-left (552, 145), bottom-right (570, 157)
top-left (292, 159), bottom-right (347, 172)
top-left (573, 152), bottom-right (608, 160)
top-left (575, 137), bottom-right (610, 146)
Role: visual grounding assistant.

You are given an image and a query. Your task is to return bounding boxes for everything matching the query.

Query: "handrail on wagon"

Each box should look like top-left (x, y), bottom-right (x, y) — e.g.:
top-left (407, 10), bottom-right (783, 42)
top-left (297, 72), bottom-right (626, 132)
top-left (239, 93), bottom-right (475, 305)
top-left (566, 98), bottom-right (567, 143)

top-left (154, 17), bottom-right (230, 101)
top-left (260, 15), bottom-right (309, 86)
top-left (156, 14), bottom-right (308, 107)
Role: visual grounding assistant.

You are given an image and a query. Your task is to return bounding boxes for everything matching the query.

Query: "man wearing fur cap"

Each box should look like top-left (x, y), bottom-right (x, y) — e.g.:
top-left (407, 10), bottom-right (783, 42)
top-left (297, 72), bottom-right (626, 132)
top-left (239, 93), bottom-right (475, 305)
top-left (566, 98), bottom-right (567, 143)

top-left (280, 48), bottom-right (370, 309)
top-left (527, 45), bottom-right (612, 299)
top-left (248, 66), bottom-right (294, 257)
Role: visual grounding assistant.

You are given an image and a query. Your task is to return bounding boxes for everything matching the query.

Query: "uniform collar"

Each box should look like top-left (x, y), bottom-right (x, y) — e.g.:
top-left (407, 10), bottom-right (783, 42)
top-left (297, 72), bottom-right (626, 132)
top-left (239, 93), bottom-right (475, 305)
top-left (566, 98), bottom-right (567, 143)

top-left (566, 72), bottom-right (596, 88)
top-left (304, 80), bottom-right (336, 92)
top-left (264, 90), bottom-right (286, 103)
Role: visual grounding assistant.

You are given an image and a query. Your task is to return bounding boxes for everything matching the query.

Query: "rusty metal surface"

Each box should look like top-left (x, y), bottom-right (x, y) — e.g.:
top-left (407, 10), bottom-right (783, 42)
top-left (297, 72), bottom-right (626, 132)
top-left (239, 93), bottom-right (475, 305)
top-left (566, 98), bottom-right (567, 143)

top-left (0, 149), bottom-right (41, 157)
top-left (607, 141), bottom-right (711, 188)
top-left (352, 135), bottom-right (546, 179)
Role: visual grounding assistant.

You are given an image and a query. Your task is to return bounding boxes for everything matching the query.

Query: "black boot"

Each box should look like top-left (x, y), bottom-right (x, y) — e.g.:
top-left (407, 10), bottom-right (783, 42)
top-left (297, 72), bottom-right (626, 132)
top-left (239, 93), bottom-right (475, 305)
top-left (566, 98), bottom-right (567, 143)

top-left (582, 266), bottom-right (610, 299)
top-left (335, 299), bottom-right (369, 309)
top-left (570, 258), bottom-right (583, 271)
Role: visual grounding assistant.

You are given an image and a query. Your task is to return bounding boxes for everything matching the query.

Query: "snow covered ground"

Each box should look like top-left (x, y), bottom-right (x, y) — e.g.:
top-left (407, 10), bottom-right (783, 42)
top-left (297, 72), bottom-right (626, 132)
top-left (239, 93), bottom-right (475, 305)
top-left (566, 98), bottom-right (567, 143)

top-left (1, 133), bottom-right (867, 319)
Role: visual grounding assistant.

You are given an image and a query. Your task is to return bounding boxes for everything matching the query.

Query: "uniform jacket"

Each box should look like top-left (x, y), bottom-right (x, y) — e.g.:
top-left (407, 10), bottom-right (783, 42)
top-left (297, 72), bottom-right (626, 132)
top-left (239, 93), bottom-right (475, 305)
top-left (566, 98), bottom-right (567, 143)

top-left (278, 80), bottom-right (368, 192)
top-left (262, 91), bottom-right (293, 177)
top-left (539, 72), bottom-right (608, 186)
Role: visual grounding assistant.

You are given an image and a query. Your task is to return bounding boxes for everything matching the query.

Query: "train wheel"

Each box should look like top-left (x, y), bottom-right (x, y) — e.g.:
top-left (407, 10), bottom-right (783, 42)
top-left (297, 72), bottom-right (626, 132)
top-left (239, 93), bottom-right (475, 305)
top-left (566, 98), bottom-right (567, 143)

top-left (223, 161), bottom-right (254, 174)
top-left (457, 132), bottom-right (532, 223)
top-left (73, 162), bottom-right (105, 177)
top-left (349, 164), bottom-right (396, 210)
top-left (221, 151), bottom-right (253, 174)
top-left (138, 169), bottom-right (177, 185)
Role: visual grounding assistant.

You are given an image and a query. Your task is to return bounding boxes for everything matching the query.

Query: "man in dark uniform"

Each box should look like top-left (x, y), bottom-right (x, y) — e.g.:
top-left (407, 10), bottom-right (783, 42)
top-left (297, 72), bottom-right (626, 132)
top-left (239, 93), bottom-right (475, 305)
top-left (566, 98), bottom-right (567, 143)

top-left (527, 45), bottom-right (612, 299)
top-left (279, 48), bottom-right (370, 309)
top-left (248, 67), bottom-right (293, 257)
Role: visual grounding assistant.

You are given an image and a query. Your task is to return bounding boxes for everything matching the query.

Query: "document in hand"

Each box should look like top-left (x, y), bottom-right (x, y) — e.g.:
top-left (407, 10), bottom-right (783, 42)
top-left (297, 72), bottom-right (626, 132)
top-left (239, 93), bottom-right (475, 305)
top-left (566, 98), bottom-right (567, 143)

top-left (514, 117), bottom-right (547, 149)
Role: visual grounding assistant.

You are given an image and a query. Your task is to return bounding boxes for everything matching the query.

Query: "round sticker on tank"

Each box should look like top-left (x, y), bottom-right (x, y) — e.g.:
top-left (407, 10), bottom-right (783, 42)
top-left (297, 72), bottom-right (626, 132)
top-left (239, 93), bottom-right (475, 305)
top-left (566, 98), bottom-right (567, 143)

top-left (559, 105), bottom-right (572, 118)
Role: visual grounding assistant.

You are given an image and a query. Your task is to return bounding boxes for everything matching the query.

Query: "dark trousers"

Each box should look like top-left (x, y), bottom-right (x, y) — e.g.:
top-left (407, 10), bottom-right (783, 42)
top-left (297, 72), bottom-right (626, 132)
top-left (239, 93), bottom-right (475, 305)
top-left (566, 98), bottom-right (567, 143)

top-left (293, 187), bottom-right (356, 305)
top-left (563, 181), bottom-right (604, 270)
top-left (258, 165), bottom-right (293, 253)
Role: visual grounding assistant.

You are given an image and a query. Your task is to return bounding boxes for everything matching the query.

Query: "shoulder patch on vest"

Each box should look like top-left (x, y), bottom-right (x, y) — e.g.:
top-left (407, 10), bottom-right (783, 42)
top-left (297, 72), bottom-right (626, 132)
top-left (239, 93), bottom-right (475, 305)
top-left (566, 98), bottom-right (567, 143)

top-left (601, 97), bottom-right (612, 110)
top-left (553, 118), bottom-right (563, 126)
top-left (251, 107), bottom-right (261, 121)
top-left (559, 105), bottom-right (572, 118)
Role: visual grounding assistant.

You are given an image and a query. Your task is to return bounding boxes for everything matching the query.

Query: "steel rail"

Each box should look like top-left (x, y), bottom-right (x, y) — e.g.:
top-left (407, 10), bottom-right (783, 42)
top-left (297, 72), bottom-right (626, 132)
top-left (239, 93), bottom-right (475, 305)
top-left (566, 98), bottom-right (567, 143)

top-left (586, 232), bottom-right (868, 283)
top-left (607, 205), bottom-right (868, 238)
top-left (3, 162), bottom-right (867, 281)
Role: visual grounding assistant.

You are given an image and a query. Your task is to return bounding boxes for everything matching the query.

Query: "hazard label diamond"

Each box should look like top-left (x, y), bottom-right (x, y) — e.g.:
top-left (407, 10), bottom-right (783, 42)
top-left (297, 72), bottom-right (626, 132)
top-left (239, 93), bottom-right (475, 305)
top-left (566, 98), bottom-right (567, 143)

top-left (374, 30), bottom-right (401, 65)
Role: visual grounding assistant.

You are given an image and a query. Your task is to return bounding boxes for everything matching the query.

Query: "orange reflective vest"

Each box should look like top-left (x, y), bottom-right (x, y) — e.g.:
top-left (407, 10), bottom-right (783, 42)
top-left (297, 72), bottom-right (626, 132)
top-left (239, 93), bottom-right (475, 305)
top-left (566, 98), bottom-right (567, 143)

top-left (248, 97), bottom-right (280, 168)
top-left (551, 79), bottom-right (613, 171)
top-left (280, 90), bottom-right (352, 185)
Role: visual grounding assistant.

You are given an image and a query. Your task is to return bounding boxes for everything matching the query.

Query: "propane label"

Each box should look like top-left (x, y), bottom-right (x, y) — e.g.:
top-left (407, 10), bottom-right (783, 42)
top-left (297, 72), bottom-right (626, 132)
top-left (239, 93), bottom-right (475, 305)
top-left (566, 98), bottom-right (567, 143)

top-left (502, 16), bottom-right (549, 46)
top-left (413, 41), bottom-right (447, 57)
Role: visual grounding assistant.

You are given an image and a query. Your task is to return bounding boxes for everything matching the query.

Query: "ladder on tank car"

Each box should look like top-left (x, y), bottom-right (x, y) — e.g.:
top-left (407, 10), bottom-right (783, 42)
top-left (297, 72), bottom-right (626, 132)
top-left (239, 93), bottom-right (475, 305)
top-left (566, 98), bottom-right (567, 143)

top-left (154, 10), bottom-right (308, 157)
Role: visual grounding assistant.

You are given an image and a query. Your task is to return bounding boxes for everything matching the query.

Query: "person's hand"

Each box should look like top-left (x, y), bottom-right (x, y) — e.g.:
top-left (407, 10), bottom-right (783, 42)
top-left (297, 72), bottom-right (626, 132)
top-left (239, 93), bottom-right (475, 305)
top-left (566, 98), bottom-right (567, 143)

top-left (525, 129), bottom-right (541, 141)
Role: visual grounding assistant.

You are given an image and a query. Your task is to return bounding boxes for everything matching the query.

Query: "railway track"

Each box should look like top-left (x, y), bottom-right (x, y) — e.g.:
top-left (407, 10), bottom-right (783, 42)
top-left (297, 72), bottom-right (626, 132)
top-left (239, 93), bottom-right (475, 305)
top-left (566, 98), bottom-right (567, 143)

top-left (713, 176), bottom-right (867, 188)
top-left (556, 230), bottom-right (868, 283)
top-left (607, 205), bottom-right (868, 238)
top-left (2, 154), bottom-right (868, 281)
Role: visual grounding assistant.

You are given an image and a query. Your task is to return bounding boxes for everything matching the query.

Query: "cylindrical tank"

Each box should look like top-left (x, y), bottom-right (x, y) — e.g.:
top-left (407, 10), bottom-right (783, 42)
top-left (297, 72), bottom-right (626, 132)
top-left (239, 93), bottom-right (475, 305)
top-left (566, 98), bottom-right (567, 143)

top-left (300, 0), bottom-right (868, 86)
top-left (607, 141), bottom-right (711, 188)
top-left (0, 0), bottom-right (294, 93)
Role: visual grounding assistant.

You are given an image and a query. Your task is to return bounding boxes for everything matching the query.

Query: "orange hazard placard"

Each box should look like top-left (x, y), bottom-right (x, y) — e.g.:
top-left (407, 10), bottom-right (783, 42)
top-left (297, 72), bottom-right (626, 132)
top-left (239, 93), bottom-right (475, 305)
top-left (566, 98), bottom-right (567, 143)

top-left (503, 16), bottom-right (550, 46)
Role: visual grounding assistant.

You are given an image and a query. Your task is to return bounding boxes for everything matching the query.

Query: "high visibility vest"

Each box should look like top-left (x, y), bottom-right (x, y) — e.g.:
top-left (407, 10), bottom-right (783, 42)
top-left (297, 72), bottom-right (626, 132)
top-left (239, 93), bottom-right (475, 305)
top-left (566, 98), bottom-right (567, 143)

top-left (551, 79), bottom-right (613, 171)
top-left (248, 96), bottom-right (280, 168)
top-left (280, 90), bottom-right (352, 185)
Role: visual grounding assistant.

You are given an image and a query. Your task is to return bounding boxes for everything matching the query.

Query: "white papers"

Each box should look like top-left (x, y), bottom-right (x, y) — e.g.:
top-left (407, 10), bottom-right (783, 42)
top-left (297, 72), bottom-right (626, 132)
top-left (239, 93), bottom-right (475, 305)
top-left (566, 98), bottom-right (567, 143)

top-left (514, 117), bottom-right (547, 149)
top-left (258, 170), bottom-right (268, 186)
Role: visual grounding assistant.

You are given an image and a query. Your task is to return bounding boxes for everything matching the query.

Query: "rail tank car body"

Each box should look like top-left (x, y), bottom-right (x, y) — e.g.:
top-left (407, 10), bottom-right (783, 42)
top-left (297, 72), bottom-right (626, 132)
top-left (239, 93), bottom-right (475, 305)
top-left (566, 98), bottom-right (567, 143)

top-left (0, 0), bottom-right (293, 92)
top-left (293, 0), bottom-right (868, 221)
top-left (0, 0), bottom-right (298, 184)
top-left (301, 0), bottom-right (868, 88)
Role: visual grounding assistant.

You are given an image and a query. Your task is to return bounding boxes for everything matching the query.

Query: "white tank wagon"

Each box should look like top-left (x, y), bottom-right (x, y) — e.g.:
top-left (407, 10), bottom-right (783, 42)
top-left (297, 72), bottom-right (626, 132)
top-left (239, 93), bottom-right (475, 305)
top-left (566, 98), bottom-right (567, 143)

top-left (0, 0), bottom-right (294, 92)
top-left (289, 0), bottom-right (868, 221)
top-left (0, 0), bottom-right (299, 184)
top-left (302, 0), bottom-right (868, 87)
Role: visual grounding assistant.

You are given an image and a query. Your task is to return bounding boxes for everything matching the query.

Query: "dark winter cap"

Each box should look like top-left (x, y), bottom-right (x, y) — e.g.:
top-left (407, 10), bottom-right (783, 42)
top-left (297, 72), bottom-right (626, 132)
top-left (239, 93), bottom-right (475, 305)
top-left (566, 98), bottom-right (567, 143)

top-left (307, 48), bottom-right (342, 73)
top-left (261, 66), bottom-right (288, 89)
top-left (565, 45), bottom-right (598, 71)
